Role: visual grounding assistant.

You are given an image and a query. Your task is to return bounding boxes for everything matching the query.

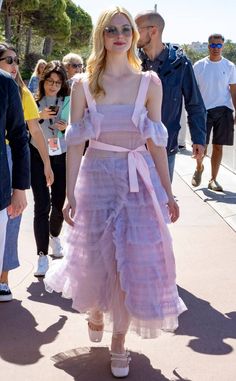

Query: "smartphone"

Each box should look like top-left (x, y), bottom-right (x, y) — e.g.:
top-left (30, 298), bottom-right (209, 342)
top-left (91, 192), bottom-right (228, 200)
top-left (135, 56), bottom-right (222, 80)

top-left (49, 105), bottom-right (59, 115)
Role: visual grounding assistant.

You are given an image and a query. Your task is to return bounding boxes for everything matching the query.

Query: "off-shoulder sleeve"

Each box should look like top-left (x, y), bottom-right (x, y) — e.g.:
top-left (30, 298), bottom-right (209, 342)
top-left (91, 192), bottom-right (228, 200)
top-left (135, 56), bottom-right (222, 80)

top-left (149, 70), bottom-right (162, 85)
top-left (65, 109), bottom-right (103, 146)
top-left (138, 110), bottom-right (168, 147)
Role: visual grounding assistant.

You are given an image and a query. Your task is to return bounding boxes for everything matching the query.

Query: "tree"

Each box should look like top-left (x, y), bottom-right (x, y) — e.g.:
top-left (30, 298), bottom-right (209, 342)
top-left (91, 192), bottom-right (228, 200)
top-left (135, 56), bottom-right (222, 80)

top-left (223, 40), bottom-right (236, 64)
top-left (181, 44), bottom-right (206, 64)
top-left (26, 0), bottom-right (71, 57)
top-left (1, 0), bottom-right (40, 42)
top-left (66, 0), bottom-right (92, 49)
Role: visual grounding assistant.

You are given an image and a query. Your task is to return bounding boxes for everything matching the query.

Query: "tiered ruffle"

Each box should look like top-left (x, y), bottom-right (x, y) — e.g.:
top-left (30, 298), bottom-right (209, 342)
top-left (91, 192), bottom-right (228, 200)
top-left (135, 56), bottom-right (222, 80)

top-left (45, 151), bottom-right (186, 338)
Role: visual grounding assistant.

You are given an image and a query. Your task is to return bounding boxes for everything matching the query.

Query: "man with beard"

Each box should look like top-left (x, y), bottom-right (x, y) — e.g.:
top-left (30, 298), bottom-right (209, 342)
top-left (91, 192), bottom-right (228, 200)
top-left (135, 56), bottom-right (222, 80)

top-left (135, 11), bottom-right (206, 181)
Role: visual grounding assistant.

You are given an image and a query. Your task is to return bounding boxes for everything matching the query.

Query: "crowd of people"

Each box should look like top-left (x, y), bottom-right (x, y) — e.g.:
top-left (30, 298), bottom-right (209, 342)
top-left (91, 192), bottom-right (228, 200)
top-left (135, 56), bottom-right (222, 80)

top-left (1, 5), bottom-right (236, 378)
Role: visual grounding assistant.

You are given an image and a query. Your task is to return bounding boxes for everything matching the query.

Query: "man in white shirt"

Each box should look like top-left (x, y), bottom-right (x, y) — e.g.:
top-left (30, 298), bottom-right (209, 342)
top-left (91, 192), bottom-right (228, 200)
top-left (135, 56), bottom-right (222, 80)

top-left (192, 34), bottom-right (236, 191)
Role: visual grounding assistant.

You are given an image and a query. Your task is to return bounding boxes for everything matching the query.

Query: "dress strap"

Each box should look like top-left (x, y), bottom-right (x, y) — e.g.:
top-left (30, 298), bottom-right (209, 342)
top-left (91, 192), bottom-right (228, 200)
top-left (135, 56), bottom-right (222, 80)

top-left (132, 72), bottom-right (151, 126)
top-left (132, 71), bottom-right (162, 127)
top-left (82, 80), bottom-right (97, 113)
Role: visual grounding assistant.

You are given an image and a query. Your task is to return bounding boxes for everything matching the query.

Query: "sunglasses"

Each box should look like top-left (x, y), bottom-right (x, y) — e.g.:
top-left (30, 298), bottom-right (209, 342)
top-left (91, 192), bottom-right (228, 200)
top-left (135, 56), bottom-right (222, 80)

top-left (0, 56), bottom-right (20, 65)
top-left (138, 25), bottom-right (155, 31)
top-left (104, 25), bottom-right (133, 38)
top-left (70, 63), bottom-right (83, 68)
top-left (46, 78), bottom-right (62, 87)
top-left (209, 43), bottom-right (223, 49)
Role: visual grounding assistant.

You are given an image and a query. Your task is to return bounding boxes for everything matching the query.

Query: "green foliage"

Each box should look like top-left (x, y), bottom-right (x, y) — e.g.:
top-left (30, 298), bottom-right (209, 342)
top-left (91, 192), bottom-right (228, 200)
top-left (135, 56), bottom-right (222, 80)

top-left (223, 40), bottom-right (236, 64)
top-left (66, 0), bottom-right (93, 49)
top-left (181, 44), bottom-right (206, 64)
top-left (182, 40), bottom-right (236, 65)
top-left (16, 0), bottom-right (40, 11)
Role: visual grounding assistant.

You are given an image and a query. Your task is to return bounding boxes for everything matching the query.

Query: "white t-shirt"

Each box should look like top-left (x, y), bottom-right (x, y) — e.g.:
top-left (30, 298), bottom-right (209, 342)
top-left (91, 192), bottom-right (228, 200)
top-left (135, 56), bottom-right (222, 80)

top-left (193, 56), bottom-right (236, 110)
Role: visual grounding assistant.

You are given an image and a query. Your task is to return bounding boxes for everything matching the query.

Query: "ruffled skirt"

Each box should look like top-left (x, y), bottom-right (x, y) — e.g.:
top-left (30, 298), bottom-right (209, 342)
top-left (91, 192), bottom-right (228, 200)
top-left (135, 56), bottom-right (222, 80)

top-left (44, 148), bottom-right (187, 338)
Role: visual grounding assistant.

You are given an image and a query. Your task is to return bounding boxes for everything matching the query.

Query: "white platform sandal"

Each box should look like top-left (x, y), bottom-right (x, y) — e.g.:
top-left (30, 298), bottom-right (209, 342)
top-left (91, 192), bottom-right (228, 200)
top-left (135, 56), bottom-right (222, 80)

top-left (110, 351), bottom-right (131, 378)
top-left (87, 314), bottom-right (104, 343)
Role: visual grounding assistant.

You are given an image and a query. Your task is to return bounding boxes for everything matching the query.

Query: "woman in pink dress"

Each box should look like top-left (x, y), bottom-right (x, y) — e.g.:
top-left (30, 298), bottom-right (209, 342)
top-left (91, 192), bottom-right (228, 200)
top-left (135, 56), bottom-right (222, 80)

top-left (44, 6), bottom-right (186, 378)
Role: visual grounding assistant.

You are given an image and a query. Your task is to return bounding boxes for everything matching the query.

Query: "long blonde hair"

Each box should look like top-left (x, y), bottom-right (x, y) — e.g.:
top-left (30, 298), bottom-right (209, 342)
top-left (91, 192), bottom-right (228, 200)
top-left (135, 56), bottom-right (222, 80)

top-left (86, 6), bottom-right (141, 98)
top-left (32, 59), bottom-right (47, 77)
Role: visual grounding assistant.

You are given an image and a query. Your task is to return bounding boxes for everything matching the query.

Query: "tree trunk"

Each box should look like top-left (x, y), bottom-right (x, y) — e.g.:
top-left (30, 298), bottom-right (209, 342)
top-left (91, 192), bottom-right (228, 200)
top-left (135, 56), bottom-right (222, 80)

top-left (25, 26), bottom-right (32, 57)
top-left (42, 36), bottom-right (53, 57)
top-left (15, 12), bottom-right (23, 54)
top-left (4, 1), bottom-right (12, 42)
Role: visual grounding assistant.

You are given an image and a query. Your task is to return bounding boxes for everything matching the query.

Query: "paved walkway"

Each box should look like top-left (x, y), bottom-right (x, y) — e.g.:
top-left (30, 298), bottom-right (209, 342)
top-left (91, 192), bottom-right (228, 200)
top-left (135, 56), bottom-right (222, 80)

top-left (1, 149), bottom-right (236, 381)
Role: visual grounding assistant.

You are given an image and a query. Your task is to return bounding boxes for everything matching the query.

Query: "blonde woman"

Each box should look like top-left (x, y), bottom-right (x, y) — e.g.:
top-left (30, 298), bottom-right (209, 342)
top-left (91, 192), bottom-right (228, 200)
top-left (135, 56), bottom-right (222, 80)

top-left (45, 7), bottom-right (186, 378)
top-left (28, 58), bottom-right (47, 95)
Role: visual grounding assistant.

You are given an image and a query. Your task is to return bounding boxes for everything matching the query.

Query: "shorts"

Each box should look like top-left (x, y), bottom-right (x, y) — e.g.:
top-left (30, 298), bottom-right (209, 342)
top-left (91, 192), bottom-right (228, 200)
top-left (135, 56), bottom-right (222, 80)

top-left (206, 106), bottom-right (234, 145)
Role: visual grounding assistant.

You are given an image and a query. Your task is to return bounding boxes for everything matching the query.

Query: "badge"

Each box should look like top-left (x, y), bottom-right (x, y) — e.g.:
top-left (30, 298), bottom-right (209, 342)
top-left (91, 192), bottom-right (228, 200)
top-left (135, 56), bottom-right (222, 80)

top-left (48, 137), bottom-right (62, 156)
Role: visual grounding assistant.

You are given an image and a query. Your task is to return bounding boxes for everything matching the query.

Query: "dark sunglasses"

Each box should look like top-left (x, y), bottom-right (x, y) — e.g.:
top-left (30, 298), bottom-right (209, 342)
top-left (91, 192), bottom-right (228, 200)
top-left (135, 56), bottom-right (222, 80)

top-left (104, 25), bottom-right (133, 38)
top-left (70, 63), bottom-right (83, 68)
top-left (0, 56), bottom-right (20, 65)
top-left (209, 43), bottom-right (223, 49)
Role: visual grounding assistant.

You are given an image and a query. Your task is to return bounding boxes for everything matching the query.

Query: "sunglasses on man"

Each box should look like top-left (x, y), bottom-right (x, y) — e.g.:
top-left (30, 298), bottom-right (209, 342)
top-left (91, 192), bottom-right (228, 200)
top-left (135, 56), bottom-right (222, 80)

top-left (209, 43), bottom-right (223, 49)
top-left (0, 56), bottom-right (20, 65)
top-left (70, 63), bottom-right (83, 69)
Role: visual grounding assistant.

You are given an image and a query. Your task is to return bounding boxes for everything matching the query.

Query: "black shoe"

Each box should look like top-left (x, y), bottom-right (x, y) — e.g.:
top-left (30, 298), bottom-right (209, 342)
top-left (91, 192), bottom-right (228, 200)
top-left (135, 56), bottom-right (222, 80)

top-left (0, 283), bottom-right (13, 302)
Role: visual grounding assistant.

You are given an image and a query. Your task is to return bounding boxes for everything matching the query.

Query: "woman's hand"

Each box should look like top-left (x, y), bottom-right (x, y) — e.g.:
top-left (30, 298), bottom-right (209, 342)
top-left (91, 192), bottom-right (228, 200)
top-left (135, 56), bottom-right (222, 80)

top-left (63, 196), bottom-right (76, 226)
top-left (7, 189), bottom-right (27, 218)
top-left (44, 161), bottom-right (54, 187)
top-left (167, 195), bottom-right (179, 223)
top-left (54, 120), bottom-right (67, 131)
top-left (39, 107), bottom-right (57, 120)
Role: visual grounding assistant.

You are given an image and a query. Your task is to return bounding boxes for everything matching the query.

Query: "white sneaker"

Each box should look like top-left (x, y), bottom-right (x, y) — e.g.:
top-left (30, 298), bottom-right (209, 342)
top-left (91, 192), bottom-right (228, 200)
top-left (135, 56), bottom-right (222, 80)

top-left (49, 236), bottom-right (63, 258)
top-left (0, 283), bottom-right (13, 302)
top-left (34, 253), bottom-right (49, 277)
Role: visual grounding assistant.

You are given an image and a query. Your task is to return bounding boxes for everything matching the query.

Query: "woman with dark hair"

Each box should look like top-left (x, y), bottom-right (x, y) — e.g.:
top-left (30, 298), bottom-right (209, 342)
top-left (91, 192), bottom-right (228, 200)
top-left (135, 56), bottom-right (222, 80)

top-left (0, 42), bottom-right (53, 301)
top-left (32, 60), bottom-right (70, 277)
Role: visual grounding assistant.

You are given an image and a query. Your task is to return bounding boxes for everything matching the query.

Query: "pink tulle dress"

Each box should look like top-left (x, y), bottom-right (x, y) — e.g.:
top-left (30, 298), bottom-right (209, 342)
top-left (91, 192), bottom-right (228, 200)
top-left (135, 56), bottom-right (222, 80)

top-left (44, 71), bottom-right (187, 338)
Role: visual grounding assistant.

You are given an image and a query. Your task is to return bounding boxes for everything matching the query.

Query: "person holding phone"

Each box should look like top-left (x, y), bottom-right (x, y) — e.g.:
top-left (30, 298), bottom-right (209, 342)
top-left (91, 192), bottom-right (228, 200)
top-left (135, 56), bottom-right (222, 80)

top-left (32, 61), bottom-right (70, 277)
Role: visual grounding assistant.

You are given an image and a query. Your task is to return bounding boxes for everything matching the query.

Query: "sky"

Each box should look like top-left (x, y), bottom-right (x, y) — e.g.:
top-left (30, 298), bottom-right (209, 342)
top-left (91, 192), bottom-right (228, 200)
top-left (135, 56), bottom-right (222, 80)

top-left (74, 0), bottom-right (236, 44)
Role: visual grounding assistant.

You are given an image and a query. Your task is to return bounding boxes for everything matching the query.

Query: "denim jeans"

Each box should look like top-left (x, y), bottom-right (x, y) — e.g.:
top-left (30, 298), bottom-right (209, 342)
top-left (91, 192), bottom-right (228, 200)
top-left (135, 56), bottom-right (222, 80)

top-left (2, 145), bottom-right (21, 271)
top-left (167, 154), bottom-right (176, 183)
top-left (0, 208), bottom-right (8, 274)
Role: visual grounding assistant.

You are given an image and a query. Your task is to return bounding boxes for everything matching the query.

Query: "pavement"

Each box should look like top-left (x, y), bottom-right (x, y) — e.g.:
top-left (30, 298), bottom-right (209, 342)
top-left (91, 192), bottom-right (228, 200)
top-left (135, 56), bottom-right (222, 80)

top-left (1, 147), bottom-right (236, 381)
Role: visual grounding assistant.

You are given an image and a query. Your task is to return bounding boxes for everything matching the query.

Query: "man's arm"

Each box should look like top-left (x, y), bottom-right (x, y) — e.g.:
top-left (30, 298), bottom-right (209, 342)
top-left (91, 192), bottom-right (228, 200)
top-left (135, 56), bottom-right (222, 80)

top-left (182, 59), bottom-right (206, 157)
top-left (229, 83), bottom-right (236, 124)
top-left (5, 79), bottom-right (30, 191)
top-left (5, 78), bottom-right (30, 217)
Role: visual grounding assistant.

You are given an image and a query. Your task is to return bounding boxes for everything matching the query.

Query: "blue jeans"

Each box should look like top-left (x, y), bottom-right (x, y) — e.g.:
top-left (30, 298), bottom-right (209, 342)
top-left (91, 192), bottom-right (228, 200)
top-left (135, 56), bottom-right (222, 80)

top-left (167, 154), bottom-right (176, 183)
top-left (2, 145), bottom-right (21, 272)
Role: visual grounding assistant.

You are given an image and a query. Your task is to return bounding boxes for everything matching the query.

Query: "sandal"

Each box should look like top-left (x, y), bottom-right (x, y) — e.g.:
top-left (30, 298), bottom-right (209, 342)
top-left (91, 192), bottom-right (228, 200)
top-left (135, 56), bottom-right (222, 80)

top-left (87, 313), bottom-right (104, 343)
top-left (191, 165), bottom-right (204, 187)
top-left (110, 351), bottom-right (131, 378)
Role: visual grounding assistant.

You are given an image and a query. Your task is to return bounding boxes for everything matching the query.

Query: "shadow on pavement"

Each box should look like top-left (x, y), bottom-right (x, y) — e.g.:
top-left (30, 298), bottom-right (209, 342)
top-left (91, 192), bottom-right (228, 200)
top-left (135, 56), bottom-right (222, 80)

top-left (177, 148), bottom-right (193, 157)
top-left (176, 287), bottom-right (236, 355)
top-left (27, 279), bottom-right (76, 313)
top-left (0, 299), bottom-right (67, 365)
top-left (198, 188), bottom-right (236, 204)
top-left (52, 346), bottom-right (190, 381)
